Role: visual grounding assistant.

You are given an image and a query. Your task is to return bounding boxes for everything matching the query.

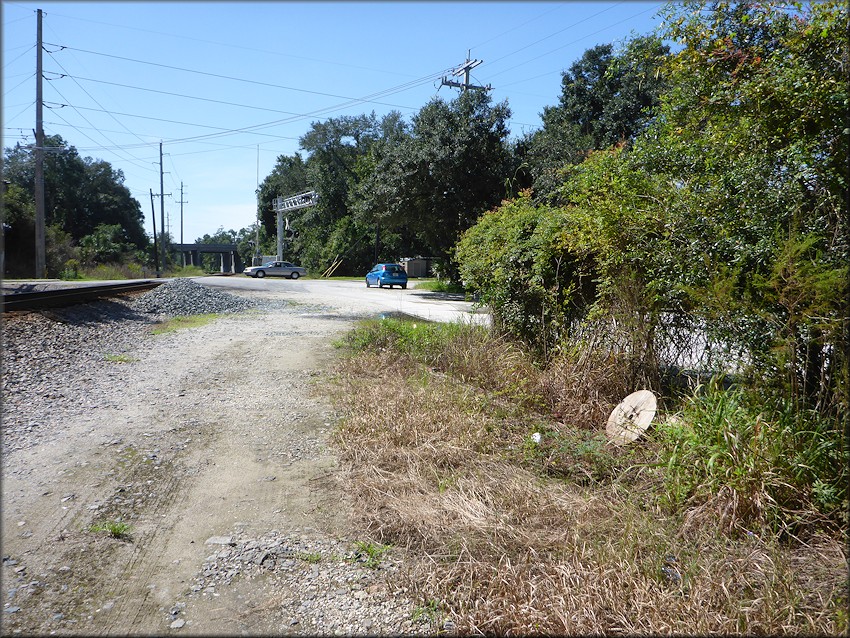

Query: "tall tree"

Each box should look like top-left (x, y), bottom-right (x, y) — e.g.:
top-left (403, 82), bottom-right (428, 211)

top-left (3, 135), bottom-right (147, 275)
top-left (523, 36), bottom-right (669, 199)
top-left (357, 90), bottom-right (512, 275)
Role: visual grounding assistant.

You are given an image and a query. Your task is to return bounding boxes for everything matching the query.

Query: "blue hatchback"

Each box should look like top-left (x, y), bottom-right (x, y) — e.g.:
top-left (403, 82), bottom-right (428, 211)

top-left (366, 263), bottom-right (408, 289)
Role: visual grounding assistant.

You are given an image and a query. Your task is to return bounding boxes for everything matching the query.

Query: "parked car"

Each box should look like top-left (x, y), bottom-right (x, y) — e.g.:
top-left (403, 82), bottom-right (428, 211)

top-left (365, 263), bottom-right (408, 289)
top-left (243, 261), bottom-right (306, 279)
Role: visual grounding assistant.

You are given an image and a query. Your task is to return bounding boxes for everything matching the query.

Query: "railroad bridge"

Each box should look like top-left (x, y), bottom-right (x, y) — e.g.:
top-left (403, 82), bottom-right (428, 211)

top-left (174, 244), bottom-right (243, 273)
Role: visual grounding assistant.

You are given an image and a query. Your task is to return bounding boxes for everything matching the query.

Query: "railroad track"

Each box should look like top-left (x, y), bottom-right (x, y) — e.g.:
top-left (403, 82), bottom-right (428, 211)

top-left (2, 280), bottom-right (165, 312)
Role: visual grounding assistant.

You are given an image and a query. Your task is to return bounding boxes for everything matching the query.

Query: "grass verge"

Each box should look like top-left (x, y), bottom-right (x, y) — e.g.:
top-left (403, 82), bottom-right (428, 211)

top-left (151, 314), bottom-right (219, 334)
top-left (326, 317), bottom-right (848, 635)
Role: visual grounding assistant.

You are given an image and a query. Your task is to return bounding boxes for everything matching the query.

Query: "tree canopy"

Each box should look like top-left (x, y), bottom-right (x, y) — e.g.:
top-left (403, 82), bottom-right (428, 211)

top-left (3, 135), bottom-right (147, 276)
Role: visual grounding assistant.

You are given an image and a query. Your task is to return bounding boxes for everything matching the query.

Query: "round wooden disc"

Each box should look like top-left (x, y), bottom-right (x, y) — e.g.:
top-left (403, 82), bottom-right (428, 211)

top-left (606, 390), bottom-right (657, 444)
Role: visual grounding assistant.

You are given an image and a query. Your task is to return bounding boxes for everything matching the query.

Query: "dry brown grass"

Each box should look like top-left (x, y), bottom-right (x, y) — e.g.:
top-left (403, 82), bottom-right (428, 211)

top-left (326, 324), bottom-right (848, 635)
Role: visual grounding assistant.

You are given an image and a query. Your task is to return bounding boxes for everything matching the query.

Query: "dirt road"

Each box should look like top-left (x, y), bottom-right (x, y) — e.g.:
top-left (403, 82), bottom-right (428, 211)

top-left (1, 285), bottom-right (441, 635)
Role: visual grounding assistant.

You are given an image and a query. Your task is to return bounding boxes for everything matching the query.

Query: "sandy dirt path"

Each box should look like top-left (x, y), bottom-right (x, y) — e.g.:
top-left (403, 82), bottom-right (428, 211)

top-left (1, 294), bottom-right (380, 635)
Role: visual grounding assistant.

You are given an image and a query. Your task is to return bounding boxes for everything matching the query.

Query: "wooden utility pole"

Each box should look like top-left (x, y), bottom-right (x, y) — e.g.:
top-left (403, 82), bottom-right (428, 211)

top-left (34, 9), bottom-right (46, 278)
top-left (150, 189), bottom-right (160, 277)
top-left (177, 182), bottom-right (187, 266)
top-left (159, 143), bottom-right (166, 272)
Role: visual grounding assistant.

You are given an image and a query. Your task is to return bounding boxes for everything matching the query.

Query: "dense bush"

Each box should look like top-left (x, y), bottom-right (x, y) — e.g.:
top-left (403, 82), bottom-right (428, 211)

top-left (457, 1), bottom-right (848, 413)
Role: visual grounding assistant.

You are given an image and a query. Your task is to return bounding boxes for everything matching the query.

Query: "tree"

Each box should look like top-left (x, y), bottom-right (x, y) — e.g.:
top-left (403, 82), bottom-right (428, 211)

top-left (457, 0), bottom-right (848, 412)
top-left (357, 90), bottom-right (512, 277)
top-left (634, 0), bottom-right (848, 408)
top-left (523, 36), bottom-right (669, 199)
top-left (2, 135), bottom-right (147, 275)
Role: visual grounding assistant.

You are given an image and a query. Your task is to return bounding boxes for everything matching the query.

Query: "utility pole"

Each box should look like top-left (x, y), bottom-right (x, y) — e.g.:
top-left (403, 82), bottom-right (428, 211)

top-left (158, 143), bottom-right (171, 273)
top-left (150, 189), bottom-right (160, 277)
top-left (34, 9), bottom-right (46, 278)
top-left (441, 50), bottom-right (491, 93)
top-left (177, 182), bottom-right (187, 266)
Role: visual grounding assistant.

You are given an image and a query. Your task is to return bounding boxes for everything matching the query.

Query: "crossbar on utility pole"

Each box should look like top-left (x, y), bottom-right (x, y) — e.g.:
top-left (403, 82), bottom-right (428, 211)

top-left (441, 50), bottom-right (491, 93)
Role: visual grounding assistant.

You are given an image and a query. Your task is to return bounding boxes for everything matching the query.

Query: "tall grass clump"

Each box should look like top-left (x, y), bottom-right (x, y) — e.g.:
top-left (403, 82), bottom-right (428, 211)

top-left (83, 262), bottom-right (147, 280)
top-left (657, 377), bottom-right (848, 537)
top-left (327, 319), bottom-right (847, 635)
top-left (337, 318), bottom-right (543, 409)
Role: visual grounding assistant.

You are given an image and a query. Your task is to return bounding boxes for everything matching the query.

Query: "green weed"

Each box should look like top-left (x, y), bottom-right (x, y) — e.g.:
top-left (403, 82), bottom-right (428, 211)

top-left (152, 314), bottom-right (219, 334)
top-left (655, 377), bottom-right (847, 534)
top-left (352, 541), bottom-right (390, 568)
top-left (412, 598), bottom-right (442, 623)
top-left (295, 551), bottom-right (322, 563)
top-left (105, 353), bottom-right (137, 363)
top-left (89, 520), bottom-right (133, 540)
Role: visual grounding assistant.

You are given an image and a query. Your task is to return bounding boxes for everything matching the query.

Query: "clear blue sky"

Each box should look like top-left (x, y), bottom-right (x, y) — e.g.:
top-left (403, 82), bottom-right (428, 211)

top-left (3, 1), bottom-right (664, 244)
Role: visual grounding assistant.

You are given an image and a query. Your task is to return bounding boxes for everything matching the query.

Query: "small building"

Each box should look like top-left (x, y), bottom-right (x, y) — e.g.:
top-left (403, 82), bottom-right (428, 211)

top-left (400, 257), bottom-right (432, 278)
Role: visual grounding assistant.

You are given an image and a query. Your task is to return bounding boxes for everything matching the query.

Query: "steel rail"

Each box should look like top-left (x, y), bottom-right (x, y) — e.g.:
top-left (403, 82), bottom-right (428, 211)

top-left (2, 280), bottom-right (164, 312)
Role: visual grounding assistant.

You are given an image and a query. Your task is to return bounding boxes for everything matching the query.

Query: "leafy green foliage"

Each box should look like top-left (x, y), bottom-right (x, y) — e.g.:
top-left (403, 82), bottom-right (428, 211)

top-left (352, 540), bottom-right (390, 568)
top-left (356, 91), bottom-right (513, 278)
top-left (521, 36), bottom-right (669, 199)
top-left (457, 1), bottom-right (848, 411)
top-left (3, 135), bottom-right (148, 276)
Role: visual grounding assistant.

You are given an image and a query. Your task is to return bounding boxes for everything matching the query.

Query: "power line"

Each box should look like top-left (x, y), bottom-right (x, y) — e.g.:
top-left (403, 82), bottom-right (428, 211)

top-left (470, 3), bottom-right (569, 51)
top-left (485, 2), bottom-right (624, 69)
top-left (42, 82), bottom-right (158, 173)
top-left (46, 43), bottom-right (441, 110)
top-left (45, 103), bottom-right (301, 148)
top-left (57, 74), bottom-right (319, 118)
top-left (41, 9), bottom-right (419, 80)
top-left (45, 50), bottom-right (158, 163)
top-left (487, 4), bottom-right (662, 82)
top-left (3, 44), bottom-right (36, 69)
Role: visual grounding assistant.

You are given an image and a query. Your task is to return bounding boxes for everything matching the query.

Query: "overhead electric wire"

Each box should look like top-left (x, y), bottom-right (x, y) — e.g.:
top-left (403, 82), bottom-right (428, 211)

top-left (156, 67), bottom-right (453, 147)
top-left (45, 50), bottom-right (161, 169)
top-left (42, 80), bottom-right (158, 173)
top-left (3, 72), bottom-right (35, 98)
top-left (5, 100), bottom-right (35, 127)
top-left (3, 43), bottom-right (35, 69)
top-left (51, 103), bottom-right (300, 150)
top-left (484, 2), bottom-right (623, 69)
top-left (61, 74), bottom-right (317, 118)
top-left (488, 3), bottom-right (663, 82)
top-left (41, 10), bottom-right (417, 79)
top-left (470, 3), bottom-right (568, 51)
top-left (46, 43), bottom-right (442, 111)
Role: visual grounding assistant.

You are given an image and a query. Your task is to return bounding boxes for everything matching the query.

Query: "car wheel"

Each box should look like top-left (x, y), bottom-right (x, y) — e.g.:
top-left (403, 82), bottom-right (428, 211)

top-left (256, 270), bottom-right (265, 278)
top-left (378, 281), bottom-right (384, 288)
top-left (401, 284), bottom-right (407, 289)
top-left (290, 272), bottom-right (300, 280)
top-left (366, 279), bottom-right (371, 287)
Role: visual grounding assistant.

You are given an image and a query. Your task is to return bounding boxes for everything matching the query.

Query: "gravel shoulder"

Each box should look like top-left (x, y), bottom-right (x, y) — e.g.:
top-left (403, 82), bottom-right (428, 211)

top-left (1, 282), bottom-right (433, 635)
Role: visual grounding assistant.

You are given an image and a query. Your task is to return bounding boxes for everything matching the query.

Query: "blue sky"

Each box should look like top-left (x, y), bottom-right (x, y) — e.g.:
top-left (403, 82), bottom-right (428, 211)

top-left (3, 1), bottom-right (664, 243)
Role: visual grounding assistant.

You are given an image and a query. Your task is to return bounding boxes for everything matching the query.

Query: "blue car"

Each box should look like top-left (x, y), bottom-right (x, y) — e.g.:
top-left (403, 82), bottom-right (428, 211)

top-left (366, 263), bottom-right (408, 289)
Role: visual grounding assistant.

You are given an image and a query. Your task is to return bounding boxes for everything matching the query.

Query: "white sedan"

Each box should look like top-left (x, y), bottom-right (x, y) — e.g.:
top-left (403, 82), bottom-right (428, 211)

top-left (243, 261), bottom-right (307, 279)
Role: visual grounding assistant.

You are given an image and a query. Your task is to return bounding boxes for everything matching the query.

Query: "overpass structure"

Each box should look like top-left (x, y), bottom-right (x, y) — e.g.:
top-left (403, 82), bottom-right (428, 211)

top-left (173, 244), bottom-right (243, 273)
